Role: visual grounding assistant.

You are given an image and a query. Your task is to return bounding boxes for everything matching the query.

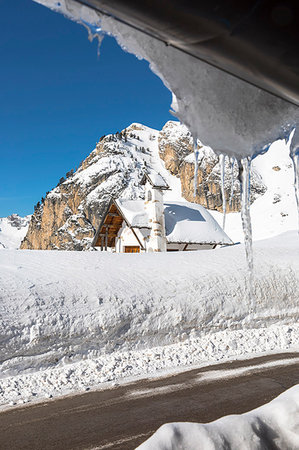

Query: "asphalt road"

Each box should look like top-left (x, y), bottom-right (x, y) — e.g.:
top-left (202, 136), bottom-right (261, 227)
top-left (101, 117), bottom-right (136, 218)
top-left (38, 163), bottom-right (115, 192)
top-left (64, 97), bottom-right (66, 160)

top-left (0, 352), bottom-right (298, 450)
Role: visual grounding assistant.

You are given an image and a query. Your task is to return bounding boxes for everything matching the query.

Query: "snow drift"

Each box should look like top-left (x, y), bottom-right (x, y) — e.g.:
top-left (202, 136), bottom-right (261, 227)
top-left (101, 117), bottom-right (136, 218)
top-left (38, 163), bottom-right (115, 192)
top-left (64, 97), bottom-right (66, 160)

top-left (137, 384), bottom-right (299, 450)
top-left (0, 232), bottom-right (298, 407)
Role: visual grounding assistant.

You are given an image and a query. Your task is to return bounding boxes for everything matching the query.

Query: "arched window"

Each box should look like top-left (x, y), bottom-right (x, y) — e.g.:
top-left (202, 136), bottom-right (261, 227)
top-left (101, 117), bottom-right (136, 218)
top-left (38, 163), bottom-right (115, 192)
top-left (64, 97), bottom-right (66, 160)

top-left (147, 190), bottom-right (152, 201)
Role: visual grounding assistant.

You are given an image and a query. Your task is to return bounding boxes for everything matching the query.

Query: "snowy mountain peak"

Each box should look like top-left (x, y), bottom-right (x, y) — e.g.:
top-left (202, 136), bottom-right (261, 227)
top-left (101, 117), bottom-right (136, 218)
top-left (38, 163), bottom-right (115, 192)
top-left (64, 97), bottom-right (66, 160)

top-left (0, 214), bottom-right (31, 250)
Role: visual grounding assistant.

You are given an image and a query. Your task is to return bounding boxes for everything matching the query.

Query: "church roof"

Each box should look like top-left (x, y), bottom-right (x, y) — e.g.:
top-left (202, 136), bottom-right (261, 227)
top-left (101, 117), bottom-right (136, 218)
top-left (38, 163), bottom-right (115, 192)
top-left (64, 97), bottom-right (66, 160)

top-left (115, 199), bottom-right (233, 245)
top-left (140, 170), bottom-right (170, 190)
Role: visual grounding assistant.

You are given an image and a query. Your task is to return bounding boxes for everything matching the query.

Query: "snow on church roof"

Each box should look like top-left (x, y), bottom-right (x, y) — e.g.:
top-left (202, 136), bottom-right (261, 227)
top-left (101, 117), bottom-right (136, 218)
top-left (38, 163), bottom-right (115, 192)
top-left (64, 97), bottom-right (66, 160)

top-left (141, 170), bottom-right (170, 189)
top-left (115, 199), bottom-right (233, 245)
top-left (116, 199), bottom-right (149, 228)
top-left (164, 202), bottom-right (232, 244)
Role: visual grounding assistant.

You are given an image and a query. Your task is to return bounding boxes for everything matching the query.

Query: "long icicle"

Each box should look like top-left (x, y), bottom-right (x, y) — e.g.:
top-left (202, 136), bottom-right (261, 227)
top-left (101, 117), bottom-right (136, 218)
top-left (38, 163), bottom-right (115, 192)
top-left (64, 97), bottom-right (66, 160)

top-left (193, 138), bottom-right (199, 197)
top-left (290, 151), bottom-right (299, 231)
top-left (289, 128), bottom-right (299, 232)
top-left (229, 157), bottom-right (236, 207)
top-left (238, 157), bottom-right (254, 306)
top-left (219, 154), bottom-right (226, 230)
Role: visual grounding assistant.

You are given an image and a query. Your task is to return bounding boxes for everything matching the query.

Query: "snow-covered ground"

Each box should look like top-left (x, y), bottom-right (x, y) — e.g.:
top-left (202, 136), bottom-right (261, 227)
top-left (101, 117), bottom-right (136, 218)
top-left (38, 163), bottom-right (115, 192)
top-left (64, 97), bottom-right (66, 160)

top-left (137, 384), bottom-right (299, 449)
top-left (0, 214), bottom-right (30, 249)
top-left (0, 231), bottom-right (298, 408)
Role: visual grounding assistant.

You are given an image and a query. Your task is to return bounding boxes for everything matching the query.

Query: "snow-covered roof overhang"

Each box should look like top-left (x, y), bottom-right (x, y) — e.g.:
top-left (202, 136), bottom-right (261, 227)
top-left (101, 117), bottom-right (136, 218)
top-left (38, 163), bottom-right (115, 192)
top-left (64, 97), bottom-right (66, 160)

top-left (34, 0), bottom-right (299, 161)
top-left (60, 0), bottom-right (299, 106)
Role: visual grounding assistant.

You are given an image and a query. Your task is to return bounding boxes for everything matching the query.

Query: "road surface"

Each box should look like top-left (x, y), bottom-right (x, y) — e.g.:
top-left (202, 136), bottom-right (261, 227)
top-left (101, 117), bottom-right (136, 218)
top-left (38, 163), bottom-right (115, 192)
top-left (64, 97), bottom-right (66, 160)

top-left (0, 352), bottom-right (298, 449)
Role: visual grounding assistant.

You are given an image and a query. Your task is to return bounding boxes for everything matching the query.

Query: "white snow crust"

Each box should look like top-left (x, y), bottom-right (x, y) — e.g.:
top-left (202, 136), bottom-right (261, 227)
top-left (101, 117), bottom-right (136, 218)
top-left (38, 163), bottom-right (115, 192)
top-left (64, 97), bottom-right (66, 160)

top-left (137, 384), bottom-right (299, 450)
top-left (0, 232), bottom-right (298, 408)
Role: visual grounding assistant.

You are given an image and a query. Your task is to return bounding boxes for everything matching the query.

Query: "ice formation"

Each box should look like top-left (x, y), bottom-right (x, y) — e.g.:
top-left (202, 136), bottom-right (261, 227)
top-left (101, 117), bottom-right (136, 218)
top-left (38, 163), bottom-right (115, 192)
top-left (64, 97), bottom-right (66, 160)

top-left (228, 157), bottom-right (236, 207)
top-left (239, 157), bottom-right (254, 301)
top-left (289, 128), bottom-right (299, 230)
top-left (219, 154), bottom-right (226, 230)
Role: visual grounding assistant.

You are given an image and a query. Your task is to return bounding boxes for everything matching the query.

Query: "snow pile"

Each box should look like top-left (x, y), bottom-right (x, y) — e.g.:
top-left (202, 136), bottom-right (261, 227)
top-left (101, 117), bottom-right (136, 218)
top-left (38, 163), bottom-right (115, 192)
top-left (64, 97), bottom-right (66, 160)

top-left (0, 214), bottom-right (31, 249)
top-left (137, 384), bottom-right (299, 449)
top-left (0, 232), bottom-right (298, 407)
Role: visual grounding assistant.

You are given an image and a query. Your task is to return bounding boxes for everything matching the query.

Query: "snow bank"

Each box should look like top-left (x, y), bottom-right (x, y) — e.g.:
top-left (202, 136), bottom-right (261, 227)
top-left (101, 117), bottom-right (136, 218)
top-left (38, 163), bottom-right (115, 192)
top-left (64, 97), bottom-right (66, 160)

top-left (137, 384), bottom-right (299, 450)
top-left (0, 232), bottom-right (298, 407)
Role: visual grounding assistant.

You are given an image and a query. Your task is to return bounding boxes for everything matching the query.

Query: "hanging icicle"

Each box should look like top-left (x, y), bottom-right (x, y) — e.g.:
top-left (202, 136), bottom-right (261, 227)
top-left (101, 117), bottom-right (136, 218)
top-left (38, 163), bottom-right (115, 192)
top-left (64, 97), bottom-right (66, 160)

top-left (291, 152), bottom-right (299, 231)
top-left (238, 157), bottom-right (254, 304)
top-left (229, 157), bottom-right (236, 207)
top-left (193, 138), bottom-right (199, 197)
top-left (219, 154), bottom-right (226, 230)
top-left (289, 128), bottom-right (299, 233)
top-left (81, 21), bottom-right (105, 58)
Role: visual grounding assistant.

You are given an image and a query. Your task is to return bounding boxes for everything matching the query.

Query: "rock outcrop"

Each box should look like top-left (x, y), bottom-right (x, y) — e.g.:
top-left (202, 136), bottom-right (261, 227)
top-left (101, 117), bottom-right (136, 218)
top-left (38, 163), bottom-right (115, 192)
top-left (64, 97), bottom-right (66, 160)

top-left (158, 121), bottom-right (266, 213)
top-left (21, 121), bottom-right (266, 250)
top-left (21, 125), bottom-right (153, 250)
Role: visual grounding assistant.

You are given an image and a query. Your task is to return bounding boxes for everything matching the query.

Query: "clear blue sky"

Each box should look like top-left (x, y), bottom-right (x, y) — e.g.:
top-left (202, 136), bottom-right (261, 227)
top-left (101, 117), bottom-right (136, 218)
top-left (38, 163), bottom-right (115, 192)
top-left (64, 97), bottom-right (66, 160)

top-left (0, 0), bottom-right (175, 217)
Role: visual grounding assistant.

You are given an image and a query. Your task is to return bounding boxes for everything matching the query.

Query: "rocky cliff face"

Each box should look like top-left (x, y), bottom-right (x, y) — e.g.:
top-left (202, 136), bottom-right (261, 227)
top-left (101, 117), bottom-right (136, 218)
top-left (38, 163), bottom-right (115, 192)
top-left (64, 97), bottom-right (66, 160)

top-left (159, 121), bottom-right (266, 213)
top-left (21, 124), bottom-right (148, 250)
top-left (21, 121), bottom-right (266, 250)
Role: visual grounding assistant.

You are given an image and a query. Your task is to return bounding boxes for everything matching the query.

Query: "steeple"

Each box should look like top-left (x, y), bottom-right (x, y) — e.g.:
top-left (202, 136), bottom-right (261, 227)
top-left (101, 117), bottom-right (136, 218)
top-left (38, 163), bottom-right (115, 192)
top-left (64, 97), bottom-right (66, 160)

top-left (141, 171), bottom-right (170, 252)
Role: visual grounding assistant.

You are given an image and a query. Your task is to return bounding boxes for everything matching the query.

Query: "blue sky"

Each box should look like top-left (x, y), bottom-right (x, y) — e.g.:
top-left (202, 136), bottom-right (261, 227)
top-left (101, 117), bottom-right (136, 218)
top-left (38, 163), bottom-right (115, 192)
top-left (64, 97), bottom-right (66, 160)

top-left (0, 0), bottom-right (174, 217)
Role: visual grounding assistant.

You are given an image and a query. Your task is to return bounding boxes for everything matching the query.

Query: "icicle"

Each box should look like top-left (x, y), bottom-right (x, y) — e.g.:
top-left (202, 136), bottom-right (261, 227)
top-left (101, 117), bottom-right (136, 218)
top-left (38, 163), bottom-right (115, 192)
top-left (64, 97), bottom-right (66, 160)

top-left (219, 154), bottom-right (226, 230)
top-left (289, 128), bottom-right (299, 233)
top-left (95, 33), bottom-right (104, 58)
top-left (238, 157), bottom-right (254, 304)
top-left (229, 157), bottom-right (236, 207)
top-left (81, 21), bottom-right (105, 57)
top-left (193, 138), bottom-right (199, 197)
top-left (290, 151), bottom-right (299, 232)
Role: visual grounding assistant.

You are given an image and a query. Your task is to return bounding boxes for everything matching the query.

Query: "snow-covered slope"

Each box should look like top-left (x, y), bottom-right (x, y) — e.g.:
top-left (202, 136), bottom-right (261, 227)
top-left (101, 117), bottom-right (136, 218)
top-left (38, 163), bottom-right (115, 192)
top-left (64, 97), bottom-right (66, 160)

top-left (211, 138), bottom-right (298, 242)
top-left (0, 214), bottom-right (31, 250)
top-left (0, 232), bottom-right (298, 407)
top-left (138, 384), bottom-right (299, 449)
